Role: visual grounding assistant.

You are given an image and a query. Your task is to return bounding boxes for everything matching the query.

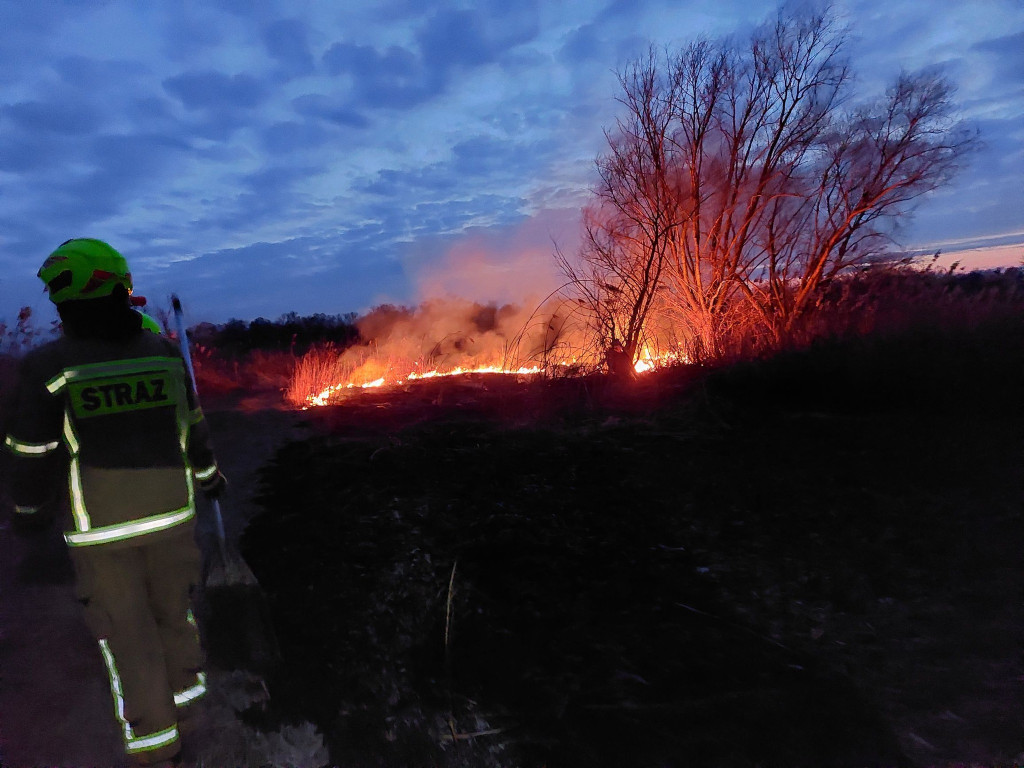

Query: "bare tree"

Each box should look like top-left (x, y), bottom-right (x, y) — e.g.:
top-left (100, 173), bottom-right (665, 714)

top-left (556, 49), bottom-right (688, 365)
top-left (560, 5), bottom-right (977, 361)
top-left (766, 70), bottom-right (977, 339)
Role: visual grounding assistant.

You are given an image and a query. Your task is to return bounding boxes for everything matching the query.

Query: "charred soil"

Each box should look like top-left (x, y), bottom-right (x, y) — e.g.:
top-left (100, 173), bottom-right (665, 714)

top-left (240, 321), bottom-right (1023, 768)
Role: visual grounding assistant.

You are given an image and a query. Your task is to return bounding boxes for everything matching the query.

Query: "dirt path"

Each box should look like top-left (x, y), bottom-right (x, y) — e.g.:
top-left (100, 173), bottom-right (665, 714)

top-left (0, 394), bottom-right (314, 768)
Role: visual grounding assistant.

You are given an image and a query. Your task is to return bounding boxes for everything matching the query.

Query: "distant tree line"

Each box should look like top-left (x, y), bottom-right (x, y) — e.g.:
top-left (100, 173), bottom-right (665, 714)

top-left (191, 311), bottom-right (360, 357)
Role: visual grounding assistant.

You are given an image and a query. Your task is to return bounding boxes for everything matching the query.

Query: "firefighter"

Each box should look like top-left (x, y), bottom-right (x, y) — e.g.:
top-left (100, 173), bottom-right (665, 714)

top-left (130, 293), bottom-right (164, 334)
top-left (604, 340), bottom-right (636, 381)
top-left (3, 238), bottom-right (226, 767)
top-left (137, 309), bottom-right (164, 334)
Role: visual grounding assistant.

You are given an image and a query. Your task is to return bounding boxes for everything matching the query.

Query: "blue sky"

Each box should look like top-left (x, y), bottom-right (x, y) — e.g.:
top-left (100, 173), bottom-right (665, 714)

top-left (1, 0), bottom-right (1021, 325)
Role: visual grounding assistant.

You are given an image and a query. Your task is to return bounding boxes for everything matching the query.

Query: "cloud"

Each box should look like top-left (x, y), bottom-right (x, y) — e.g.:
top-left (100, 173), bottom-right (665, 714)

top-left (415, 195), bottom-right (528, 233)
top-left (0, 132), bottom-right (70, 173)
top-left (34, 134), bottom-right (189, 228)
top-left (1, 99), bottom-right (104, 136)
top-left (262, 18), bottom-right (315, 77)
top-left (162, 70), bottom-right (267, 110)
top-left (157, 6), bottom-right (228, 62)
top-left (320, 4), bottom-right (542, 113)
top-left (967, 30), bottom-right (1024, 109)
top-left (291, 94), bottom-right (371, 129)
top-left (0, 4), bottom-right (64, 86)
top-left (260, 120), bottom-right (334, 154)
top-left (417, 9), bottom-right (494, 70)
top-left (322, 41), bottom-right (442, 109)
top-left (450, 135), bottom-right (556, 179)
top-left (163, 162), bottom-right (326, 241)
top-left (0, 0), bottom-right (1019, 330)
top-left (355, 131), bottom-right (564, 209)
top-left (358, 166), bottom-right (459, 196)
top-left (126, 93), bottom-right (181, 127)
top-left (560, 23), bottom-right (607, 64)
top-left (144, 236), bottom-right (412, 324)
top-left (971, 29), bottom-right (1024, 69)
top-left (159, 70), bottom-right (271, 141)
top-left (208, 0), bottom-right (255, 15)
top-left (417, 5), bottom-right (542, 74)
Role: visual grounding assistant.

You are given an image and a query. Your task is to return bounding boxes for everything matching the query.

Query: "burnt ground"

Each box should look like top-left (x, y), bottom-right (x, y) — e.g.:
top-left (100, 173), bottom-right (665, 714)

top-left (238, 323), bottom-right (1023, 768)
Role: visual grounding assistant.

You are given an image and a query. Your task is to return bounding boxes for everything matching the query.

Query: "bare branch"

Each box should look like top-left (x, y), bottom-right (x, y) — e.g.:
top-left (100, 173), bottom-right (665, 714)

top-left (557, 5), bottom-right (977, 360)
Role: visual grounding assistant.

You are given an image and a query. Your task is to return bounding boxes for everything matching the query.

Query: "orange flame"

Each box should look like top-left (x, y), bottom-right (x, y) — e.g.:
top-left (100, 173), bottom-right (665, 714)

top-left (304, 364), bottom-right (545, 407)
top-left (302, 348), bottom-right (685, 408)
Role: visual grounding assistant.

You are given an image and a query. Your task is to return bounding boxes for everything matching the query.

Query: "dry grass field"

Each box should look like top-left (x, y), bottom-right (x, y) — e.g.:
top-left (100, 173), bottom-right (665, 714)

top-left (1, 268), bottom-right (1021, 767)
top-left (241, 314), bottom-right (1022, 768)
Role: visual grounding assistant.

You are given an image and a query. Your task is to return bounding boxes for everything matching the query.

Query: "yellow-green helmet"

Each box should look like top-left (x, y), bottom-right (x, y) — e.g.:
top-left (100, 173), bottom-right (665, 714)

top-left (38, 238), bottom-right (133, 304)
top-left (137, 310), bottom-right (162, 334)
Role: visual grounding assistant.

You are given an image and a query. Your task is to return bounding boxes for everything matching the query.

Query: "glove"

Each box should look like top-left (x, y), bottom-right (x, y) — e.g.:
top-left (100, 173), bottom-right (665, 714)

top-left (198, 469), bottom-right (228, 499)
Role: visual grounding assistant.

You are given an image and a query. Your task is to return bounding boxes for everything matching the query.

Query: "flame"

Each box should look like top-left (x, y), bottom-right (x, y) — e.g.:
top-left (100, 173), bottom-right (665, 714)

top-left (633, 347), bottom-right (686, 374)
top-left (302, 348), bottom-right (686, 408)
top-left (409, 364), bottom-right (544, 380)
top-left (304, 364), bottom-right (545, 408)
top-left (634, 357), bottom-right (657, 374)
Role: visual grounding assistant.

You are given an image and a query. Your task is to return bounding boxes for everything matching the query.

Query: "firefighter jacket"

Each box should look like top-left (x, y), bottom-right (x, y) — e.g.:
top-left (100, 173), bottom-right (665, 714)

top-left (3, 329), bottom-right (220, 549)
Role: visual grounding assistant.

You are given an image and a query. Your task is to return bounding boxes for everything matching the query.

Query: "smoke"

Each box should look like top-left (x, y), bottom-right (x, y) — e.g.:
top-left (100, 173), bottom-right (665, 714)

top-left (356, 298), bottom-right (550, 370)
top-left (339, 210), bottom-right (592, 380)
top-left (362, 210), bottom-right (585, 364)
top-left (410, 208), bottom-right (574, 306)
top-left (320, 295), bottom-right (583, 388)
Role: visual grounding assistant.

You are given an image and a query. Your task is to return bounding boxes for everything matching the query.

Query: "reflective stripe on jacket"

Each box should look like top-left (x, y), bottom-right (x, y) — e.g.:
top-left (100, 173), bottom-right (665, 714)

top-left (3, 330), bottom-right (219, 549)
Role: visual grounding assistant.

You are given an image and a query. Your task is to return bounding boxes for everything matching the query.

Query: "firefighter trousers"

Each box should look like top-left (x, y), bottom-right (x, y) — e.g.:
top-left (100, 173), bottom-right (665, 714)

top-left (70, 525), bottom-right (205, 766)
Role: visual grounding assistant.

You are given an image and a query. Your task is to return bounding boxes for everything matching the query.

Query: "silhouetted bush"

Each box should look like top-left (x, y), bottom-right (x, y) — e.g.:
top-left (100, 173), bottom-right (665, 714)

top-left (791, 264), bottom-right (1024, 346)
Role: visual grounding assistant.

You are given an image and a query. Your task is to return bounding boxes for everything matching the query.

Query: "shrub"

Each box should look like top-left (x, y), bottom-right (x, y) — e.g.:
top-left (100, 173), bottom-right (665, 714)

top-left (1, 306), bottom-right (59, 356)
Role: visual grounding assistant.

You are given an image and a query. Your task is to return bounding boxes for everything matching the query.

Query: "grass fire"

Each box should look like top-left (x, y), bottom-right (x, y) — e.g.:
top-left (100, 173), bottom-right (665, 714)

top-left (298, 352), bottom-right (677, 408)
top-left (2, 264), bottom-right (1022, 768)
top-left (281, 295), bottom-right (690, 409)
top-left (249, 268), bottom-right (1021, 768)
top-left (1, 3), bottom-right (1021, 766)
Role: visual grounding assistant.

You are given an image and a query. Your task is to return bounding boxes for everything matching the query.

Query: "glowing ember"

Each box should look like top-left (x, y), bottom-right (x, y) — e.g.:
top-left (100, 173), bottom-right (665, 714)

top-left (409, 364), bottom-right (543, 380)
top-left (634, 347), bottom-right (686, 374)
top-left (302, 350), bottom-right (687, 408)
top-left (304, 364), bottom-right (546, 408)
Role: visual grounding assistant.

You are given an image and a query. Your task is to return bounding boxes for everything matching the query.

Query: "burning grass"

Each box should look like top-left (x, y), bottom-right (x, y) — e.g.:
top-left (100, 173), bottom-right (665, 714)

top-left (43, 264), bottom-right (1003, 414)
top-left (286, 343), bottom-right (549, 408)
top-left (240, 315), bottom-right (1023, 767)
top-left (280, 265), bottom-right (1024, 410)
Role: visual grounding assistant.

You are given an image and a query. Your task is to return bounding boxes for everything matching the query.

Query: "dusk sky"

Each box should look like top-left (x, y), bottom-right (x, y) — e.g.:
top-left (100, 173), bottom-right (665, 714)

top-left (1, 0), bottom-right (1021, 326)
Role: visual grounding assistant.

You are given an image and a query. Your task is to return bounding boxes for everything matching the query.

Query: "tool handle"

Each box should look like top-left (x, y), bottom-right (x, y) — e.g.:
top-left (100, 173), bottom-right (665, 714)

top-left (172, 295), bottom-right (229, 552)
top-left (171, 295), bottom-right (198, 393)
top-left (211, 499), bottom-right (230, 561)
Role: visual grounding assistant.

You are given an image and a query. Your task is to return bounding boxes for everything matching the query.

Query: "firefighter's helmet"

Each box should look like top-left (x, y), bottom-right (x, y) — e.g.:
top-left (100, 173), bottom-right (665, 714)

top-left (137, 311), bottom-right (162, 334)
top-left (38, 238), bottom-right (133, 304)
